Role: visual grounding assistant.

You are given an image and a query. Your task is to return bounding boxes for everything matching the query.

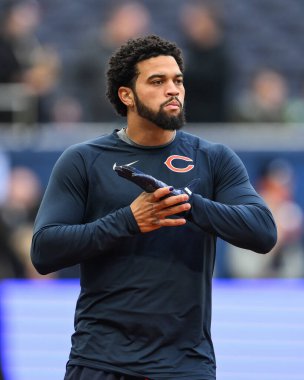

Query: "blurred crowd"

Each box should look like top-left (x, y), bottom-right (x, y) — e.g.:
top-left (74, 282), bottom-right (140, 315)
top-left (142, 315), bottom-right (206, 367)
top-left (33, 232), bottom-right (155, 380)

top-left (0, 0), bottom-right (304, 281)
top-left (218, 158), bottom-right (304, 278)
top-left (0, 152), bottom-right (54, 279)
top-left (1, 0), bottom-right (304, 126)
top-left (0, 0), bottom-right (60, 124)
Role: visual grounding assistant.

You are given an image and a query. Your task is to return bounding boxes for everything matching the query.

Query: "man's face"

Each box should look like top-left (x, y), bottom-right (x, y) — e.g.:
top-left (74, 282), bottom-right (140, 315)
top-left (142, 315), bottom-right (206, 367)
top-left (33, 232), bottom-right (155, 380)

top-left (132, 55), bottom-right (186, 130)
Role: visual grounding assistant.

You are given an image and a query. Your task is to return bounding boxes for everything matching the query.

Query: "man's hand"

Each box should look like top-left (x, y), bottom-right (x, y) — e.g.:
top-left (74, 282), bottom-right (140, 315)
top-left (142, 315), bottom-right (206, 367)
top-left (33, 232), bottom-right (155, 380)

top-left (130, 187), bottom-right (191, 233)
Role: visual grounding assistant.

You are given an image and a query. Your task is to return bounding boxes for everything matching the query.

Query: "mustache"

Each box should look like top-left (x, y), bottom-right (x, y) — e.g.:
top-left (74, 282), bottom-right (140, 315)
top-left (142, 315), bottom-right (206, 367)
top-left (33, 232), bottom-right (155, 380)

top-left (161, 97), bottom-right (183, 108)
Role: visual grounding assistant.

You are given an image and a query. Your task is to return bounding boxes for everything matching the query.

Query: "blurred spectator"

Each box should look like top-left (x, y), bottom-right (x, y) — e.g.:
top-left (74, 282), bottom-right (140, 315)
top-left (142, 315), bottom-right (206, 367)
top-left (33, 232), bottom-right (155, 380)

top-left (22, 45), bottom-right (62, 123)
top-left (0, 0), bottom-right (63, 125)
top-left (2, 166), bottom-right (41, 227)
top-left (63, 1), bottom-right (151, 122)
top-left (179, 0), bottom-right (231, 123)
top-left (51, 95), bottom-right (83, 125)
top-left (0, 214), bottom-right (24, 278)
top-left (227, 159), bottom-right (304, 278)
top-left (232, 68), bottom-right (290, 123)
top-left (0, 0), bottom-right (41, 71)
top-left (0, 153), bottom-right (23, 278)
top-left (284, 81), bottom-right (304, 123)
top-left (0, 0), bottom-right (42, 123)
top-left (0, 166), bottom-right (55, 279)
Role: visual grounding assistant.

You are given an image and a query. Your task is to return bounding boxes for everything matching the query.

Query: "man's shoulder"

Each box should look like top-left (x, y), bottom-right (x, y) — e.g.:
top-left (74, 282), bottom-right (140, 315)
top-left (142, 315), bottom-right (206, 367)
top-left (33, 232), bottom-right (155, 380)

top-left (55, 132), bottom-right (118, 168)
top-left (178, 130), bottom-right (227, 153)
top-left (64, 131), bottom-right (117, 154)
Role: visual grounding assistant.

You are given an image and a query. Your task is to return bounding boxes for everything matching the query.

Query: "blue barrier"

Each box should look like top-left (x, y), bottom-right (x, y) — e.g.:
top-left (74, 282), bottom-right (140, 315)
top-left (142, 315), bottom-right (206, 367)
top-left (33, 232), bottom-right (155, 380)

top-left (0, 279), bottom-right (303, 380)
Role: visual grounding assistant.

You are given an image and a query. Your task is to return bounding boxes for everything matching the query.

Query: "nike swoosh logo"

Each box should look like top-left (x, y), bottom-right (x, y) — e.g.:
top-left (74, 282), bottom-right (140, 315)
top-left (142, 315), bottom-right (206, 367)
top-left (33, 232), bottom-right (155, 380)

top-left (113, 160), bottom-right (139, 170)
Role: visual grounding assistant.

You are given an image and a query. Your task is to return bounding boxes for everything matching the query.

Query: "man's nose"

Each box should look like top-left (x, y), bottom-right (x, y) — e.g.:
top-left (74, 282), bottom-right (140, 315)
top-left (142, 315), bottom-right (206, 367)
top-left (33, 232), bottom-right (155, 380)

top-left (166, 81), bottom-right (179, 96)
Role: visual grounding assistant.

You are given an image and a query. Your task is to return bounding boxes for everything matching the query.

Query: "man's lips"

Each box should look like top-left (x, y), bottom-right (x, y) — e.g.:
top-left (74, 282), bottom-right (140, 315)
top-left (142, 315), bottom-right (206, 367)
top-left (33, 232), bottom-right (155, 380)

top-left (163, 99), bottom-right (182, 110)
top-left (164, 103), bottom-right (180, 110)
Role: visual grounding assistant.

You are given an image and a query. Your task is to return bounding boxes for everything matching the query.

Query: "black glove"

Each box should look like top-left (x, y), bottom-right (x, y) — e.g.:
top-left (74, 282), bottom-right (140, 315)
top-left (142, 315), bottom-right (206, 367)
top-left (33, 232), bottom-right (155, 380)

top-left (113, 163), bottom-right (199, 198)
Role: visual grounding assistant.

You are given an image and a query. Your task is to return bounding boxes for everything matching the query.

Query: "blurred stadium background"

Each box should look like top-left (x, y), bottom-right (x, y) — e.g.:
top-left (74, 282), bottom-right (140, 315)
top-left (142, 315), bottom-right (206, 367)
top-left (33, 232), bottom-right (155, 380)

top-left (0, 0), bottom-right (304, 379)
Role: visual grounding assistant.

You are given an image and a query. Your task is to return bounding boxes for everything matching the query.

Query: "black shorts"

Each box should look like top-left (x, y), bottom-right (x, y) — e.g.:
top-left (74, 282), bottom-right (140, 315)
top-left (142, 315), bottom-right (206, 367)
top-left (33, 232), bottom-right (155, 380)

top-left (64, 365), bottom-right (150, 380)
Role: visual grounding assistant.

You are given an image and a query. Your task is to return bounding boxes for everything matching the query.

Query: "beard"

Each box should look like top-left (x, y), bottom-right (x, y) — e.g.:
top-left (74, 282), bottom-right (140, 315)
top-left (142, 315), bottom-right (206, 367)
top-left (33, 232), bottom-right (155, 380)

top-left (133, 92), bottom-right (186, 131)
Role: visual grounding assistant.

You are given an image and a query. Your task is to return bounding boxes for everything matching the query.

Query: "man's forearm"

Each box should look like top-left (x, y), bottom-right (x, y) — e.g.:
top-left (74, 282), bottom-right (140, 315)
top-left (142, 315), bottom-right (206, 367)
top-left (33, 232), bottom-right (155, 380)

top-left (188, 194), bottom-right (277, 253)
top-left (31, 207), bottom-right (139, 275)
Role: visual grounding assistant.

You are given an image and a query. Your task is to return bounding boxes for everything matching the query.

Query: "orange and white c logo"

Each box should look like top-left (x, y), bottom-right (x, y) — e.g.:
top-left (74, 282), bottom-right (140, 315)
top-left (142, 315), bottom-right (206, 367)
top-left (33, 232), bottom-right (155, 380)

top-left (164, 155), bottom-right (194, 173)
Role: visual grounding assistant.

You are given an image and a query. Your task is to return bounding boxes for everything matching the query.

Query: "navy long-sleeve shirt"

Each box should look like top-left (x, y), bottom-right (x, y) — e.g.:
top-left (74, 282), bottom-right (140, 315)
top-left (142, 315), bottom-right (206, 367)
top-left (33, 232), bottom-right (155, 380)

top-left (31, 130), bottom-right (276, 379)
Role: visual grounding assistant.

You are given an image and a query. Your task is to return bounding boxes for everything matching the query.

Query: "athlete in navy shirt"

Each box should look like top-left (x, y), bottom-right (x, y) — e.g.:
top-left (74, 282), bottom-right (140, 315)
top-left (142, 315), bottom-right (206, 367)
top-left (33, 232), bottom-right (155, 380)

top-left (31, 35), bottom-right (277, 380)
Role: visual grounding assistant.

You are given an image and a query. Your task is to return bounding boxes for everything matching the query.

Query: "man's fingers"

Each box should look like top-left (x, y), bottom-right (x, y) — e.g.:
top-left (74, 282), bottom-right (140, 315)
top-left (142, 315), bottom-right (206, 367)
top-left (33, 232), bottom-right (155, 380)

top-left (130, 188), bottom-right (191, 233)
top-left (164, 201), bottom-right (191, 215)
top-left (149, 188), bottom-right (191, 225)
top-left (149, 202), bottom-right (191, 227)
top-left (161, 193), bottom-right (189, 208)
top-left (158, 217), bottom-right (187, 227)
top-left (152, 186), bottom-right (172, 199)
top-left (152, 187), bottom-right (189, 207)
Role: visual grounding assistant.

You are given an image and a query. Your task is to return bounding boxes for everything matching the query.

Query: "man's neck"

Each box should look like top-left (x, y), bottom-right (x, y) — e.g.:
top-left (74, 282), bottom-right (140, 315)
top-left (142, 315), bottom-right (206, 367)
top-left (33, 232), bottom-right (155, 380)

top-left (126, 116), bottom-right (175, 146)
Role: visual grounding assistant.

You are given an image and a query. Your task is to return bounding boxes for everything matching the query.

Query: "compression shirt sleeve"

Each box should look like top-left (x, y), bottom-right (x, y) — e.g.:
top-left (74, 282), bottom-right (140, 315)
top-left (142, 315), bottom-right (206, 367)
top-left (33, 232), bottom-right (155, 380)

top-left (187, 145), bottom-right (277, 253)
top-left (31, 147), bottom-right (140, 275)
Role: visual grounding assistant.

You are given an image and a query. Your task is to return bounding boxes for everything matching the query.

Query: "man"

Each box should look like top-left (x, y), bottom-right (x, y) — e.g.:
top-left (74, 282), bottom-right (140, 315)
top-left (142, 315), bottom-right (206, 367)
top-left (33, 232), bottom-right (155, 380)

top-left (31, 35), bottom-right (277, 380)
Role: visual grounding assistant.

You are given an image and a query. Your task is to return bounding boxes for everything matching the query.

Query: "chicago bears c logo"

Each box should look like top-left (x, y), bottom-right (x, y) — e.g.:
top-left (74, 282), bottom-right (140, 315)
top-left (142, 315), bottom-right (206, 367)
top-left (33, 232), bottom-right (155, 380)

top-left (164, 155), bottom-right (194, 173)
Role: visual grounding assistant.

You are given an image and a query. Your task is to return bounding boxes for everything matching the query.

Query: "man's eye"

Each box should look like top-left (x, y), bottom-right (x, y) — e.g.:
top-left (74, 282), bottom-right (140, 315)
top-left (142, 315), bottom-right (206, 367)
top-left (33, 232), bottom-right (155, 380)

top-left (175, 79), bottom-right (184, 85)
top-left (152, 80), bottom-right (163, 85)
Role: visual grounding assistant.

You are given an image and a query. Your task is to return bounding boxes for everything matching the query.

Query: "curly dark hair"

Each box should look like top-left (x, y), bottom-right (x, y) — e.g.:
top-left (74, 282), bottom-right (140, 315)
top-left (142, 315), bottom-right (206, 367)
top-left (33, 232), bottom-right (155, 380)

top-left (106, 35), bottom-right (184, 117)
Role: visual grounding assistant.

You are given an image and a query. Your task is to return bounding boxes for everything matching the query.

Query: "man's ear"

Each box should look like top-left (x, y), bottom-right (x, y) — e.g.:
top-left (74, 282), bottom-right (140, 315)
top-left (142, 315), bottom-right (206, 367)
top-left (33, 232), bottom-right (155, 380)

top-left (118, 87), bottom-right (134, 108)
